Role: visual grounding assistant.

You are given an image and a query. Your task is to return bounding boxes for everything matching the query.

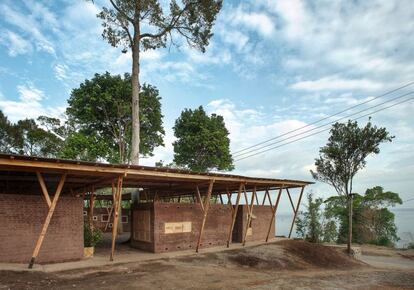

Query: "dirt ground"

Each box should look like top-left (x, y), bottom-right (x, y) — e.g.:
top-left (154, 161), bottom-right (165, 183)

top-left (1, 240), bottom-right (413, 290)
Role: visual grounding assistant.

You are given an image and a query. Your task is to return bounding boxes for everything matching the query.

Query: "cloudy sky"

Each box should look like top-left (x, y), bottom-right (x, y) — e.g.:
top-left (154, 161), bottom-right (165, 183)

top-left (0, 0), bottom-right (413, 211)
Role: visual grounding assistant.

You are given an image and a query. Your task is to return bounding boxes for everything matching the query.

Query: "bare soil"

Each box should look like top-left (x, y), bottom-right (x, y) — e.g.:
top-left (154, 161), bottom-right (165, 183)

top-left (1, 240), bottom-right (413, 290)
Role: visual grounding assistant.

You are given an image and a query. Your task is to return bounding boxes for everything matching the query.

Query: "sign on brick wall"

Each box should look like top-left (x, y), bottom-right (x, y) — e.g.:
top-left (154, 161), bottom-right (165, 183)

top-left (164, 222), bottom-right (192, 234)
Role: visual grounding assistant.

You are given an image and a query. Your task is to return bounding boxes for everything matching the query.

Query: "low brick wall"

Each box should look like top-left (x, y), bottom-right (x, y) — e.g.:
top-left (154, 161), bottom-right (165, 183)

top-left (83, 208), bottom-right (131, 232)
top-left (0, 194), bottom-right (84, 264)
top-left (232, 205), bottom-right (274, 243)
top-left (131, 202), bottom-right (232, 253)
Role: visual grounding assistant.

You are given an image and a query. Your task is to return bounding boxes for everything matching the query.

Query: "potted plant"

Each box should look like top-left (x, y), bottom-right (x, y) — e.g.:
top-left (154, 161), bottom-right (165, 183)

top-left (84, 223), bottom-right (102, 258)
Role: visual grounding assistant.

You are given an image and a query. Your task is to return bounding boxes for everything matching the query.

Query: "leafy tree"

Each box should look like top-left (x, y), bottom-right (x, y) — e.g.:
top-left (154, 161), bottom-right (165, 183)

top-left (311, 120), bottom-right (393, 254)
top-left (296, 192), bottom-right (324, 243)
top-left (325, 186), bottom-right (402, 247)
top-left (66, 72), bottom-right (164, 163)
top-left (173, 106), bottom-right (233, 172)
top-left (95, 0), bottom-right (222, 164)
top-left (0, 110), bottom-right (14, 153)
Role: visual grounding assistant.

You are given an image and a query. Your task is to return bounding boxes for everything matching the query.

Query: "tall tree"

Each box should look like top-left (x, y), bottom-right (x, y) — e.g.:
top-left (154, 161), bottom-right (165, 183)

top-left (311, 119), bottom-right (393, 254)
top-left (96, 0), bottom-right (222, 164)
top-left (66, 72), bottom-right (164, 163)
top-left (0, 110), bottom-right (14, 153)
top-left (173, 106), bottom-right (233, 172)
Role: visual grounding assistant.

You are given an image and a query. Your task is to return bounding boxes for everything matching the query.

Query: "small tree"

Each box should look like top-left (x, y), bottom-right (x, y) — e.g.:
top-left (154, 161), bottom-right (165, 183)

top-left (296, 192), bottom-right (324, 243)
top-left (173, 106), bottom-right (233, 172)
top-left (96, 0), bottom-right (222, 165)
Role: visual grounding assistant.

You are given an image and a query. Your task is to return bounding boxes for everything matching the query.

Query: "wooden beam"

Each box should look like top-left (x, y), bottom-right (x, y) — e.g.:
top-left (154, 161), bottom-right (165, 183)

top-left (28, 173), bottom-right (66, 269)
top-left (266, 185), bottom-right (283, 242)
top-left (286, 188), bottom-right (296, 212)
top-left (196, 186), bottom-right (204, 212)
top-left (242, 186), bottom-right (256, 246)
top-left (36, 172), bottom-right (51, 208)
top-left (262, 188), bottom-right (269, 206)
top-left (110, 176), bottom-right (123, 261)
top-left (288, 186), bottom-right (305, 238)
top-left (196, 179), bottom-right (214, 253)
top-left (219, 193), bottom-right (223, 205)
top-left (0, 156), bottom-right (311, 187)
top-left (227, 183), bottom-right (243, 247)
top-left (255, 190), bottom-right (259, 205)
top-left (89, 186), bottom-right (95, 228)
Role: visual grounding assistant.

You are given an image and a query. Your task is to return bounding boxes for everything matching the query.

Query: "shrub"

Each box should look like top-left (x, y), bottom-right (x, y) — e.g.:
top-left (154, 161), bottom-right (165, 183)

top-left (84, 223), bottom-right (103, 247)
top-left (407, 242), bottom-right (414, 249)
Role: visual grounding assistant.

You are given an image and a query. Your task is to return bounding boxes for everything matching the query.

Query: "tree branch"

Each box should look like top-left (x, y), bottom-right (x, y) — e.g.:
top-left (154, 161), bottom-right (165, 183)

top-left (109, 0), bottom-right (134, 24)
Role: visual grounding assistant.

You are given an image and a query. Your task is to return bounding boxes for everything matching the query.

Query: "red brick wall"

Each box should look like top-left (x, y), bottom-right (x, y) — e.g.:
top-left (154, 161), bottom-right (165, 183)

top-left (83, 208), bottom-right (131, 232)
top-left (131, 202), bottom-right (232, 253)
top-left (0, 194), bottom-right (83, 264)
top-left (232, 205), bottom-right (274, 243)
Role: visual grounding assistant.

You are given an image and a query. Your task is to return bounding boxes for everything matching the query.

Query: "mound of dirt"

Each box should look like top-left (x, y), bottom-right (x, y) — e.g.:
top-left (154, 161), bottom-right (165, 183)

top-left (276, 239), bottom-right (363, 269)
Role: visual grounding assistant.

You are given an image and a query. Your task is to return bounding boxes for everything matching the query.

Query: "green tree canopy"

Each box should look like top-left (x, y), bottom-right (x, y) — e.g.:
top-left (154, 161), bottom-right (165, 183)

top-left (0, 111), bottom-right (63, 158)
top-left (325, 186), bottom-right (402, 246)
top-left (96, 0), bottom-right (222, 164)
top-left (173, 106), bottom-right (233, 172)
top-left (66, 72), bottom-right (164, 163)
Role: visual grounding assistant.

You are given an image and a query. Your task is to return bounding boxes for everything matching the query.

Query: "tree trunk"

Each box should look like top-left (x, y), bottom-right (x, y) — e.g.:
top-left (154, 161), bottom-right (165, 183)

top-left (130, 20), bottom-right (140, 165)
top-left (347, 194), bottom-right (353, 255)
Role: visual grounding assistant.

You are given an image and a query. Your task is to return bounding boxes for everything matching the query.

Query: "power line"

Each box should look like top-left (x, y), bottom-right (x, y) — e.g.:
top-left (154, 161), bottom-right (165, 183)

top-left (403, 197), bottom-right (414, 203)
top-left (232, 81), bottom-right (414, 156)
top-left (235, 96), bottom-right (414, 162)
top-left (234, 91), bottom-right (414, 158)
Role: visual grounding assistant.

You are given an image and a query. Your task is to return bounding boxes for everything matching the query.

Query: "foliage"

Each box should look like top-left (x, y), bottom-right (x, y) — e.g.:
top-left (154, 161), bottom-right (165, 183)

top-left (84, 223), bottom-right (103, 247)
top-left (325, 186), bottom-right (402, 246)
top-left (0, 110), bottom-right (64, 158)
top-left (172, 106), bottom-right (233, 172)
top-left (323, 220), bottom-right (338, 243)
top-left (95, 0), bottom-right (222, 164)
top-left (311, 120), bottom-right (393, 197)
top-left (296, 192), bottom-right (326, 243)
top-left (66, 72), bottom-right (164, 163)
top-left (311, 119), bottom-right (393, 252)
top-left (407, 243), bottom-right (414, 249)
top-left (97, 0), bottom-right (223, 53)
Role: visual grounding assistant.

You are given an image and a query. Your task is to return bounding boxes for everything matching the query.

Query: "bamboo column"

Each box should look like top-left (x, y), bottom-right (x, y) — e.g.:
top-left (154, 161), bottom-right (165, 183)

top-left (242, 186), bottom-right (256, 246)
top-left (265, 185), bottom-right (284, 242)
top-left (28, 173), bottom-right (67, 269)
top-left (110, 176), bottom-right (123, 261)
top-left (196, 180), bottom-right (214, 253)
top-left (288, 186), bottom-right (305, 238)
top-left (226, 183), bottom-right (243, 247)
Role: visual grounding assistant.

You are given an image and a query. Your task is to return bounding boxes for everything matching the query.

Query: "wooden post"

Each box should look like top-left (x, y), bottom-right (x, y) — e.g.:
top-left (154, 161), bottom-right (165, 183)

top-left (255, 190), bottom-right (259, 205)
top-left (286, 188), bottom-right (296, 212)
top-left (110, 176), bottom-right (123, 261)
top-left (266, 185), bottom-right (283, 242)
top-left (89, 186), bottom-right (95, 228)
top-left (219, 194), bottom-right (224, 205)
top-left (262, 187), bottom-right (269, 206)
top-left (226, 183), bottom-right (243, 247)
top-left (242, 186), bottom-right (256, 246)
top-left (28, 173), bottom-right (67, 269)
top-left (195, 186), bottom-right (204, 212)
top-left (288, 186), bottom-right (305, 238)
top-left (196, 180), bottom-right (214, 253)
top-left (36, 172), bottom-right (51, 208)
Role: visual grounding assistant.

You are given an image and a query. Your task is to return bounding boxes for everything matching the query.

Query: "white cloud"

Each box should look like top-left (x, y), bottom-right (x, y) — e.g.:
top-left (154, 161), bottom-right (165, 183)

top-left (231, 10), bottom-right (275, 37)
top-left (0, 84), bottom-right (64, 122)
top-left (291, 76), bottom-right (383, 91)
top-left (0, 30), bottom-right (32, 56)
top-left (0, 4), bottom-right (55, 55)
top-left (53, 64), bottom-right (69, 80)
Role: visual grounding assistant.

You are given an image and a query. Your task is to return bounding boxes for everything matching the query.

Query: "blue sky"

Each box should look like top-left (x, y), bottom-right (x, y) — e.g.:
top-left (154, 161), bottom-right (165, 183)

top-left (0, 0), bottom-right (413, 210)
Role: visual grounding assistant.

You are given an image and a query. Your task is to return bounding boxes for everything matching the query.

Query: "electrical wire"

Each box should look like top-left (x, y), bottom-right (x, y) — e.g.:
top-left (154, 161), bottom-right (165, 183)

top-left (232, 81), bottom-right (414, 156)
top-left (235, 96), bottom-right (414, 162)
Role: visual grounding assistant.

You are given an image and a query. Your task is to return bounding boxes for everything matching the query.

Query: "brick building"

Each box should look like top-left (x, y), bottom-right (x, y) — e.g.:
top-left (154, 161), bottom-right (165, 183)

top-left (0, 154), bottom-right (311, 267)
